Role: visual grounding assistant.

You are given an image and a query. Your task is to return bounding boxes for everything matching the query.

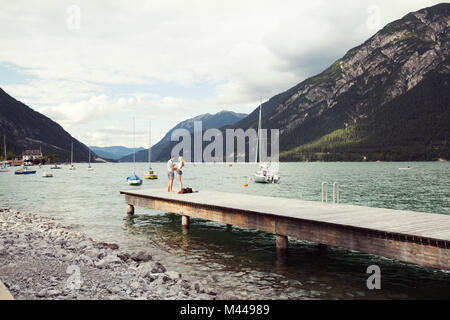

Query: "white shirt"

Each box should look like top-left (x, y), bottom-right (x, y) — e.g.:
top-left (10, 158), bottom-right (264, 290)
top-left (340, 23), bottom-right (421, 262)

top-left (167, 159), bottom-right (173, 172)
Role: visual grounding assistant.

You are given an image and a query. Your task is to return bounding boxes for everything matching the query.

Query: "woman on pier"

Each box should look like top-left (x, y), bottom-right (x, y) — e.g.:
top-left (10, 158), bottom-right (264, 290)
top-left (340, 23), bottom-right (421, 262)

top-left (176, 156), bottom-right (185, 193)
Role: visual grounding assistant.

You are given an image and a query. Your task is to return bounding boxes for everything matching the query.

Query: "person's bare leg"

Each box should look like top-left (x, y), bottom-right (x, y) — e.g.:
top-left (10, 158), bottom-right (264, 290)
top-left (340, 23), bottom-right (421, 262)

top-left (169, 178), bottom-right (174, 192)
top-left (177, 174), bottom-right (182, 191)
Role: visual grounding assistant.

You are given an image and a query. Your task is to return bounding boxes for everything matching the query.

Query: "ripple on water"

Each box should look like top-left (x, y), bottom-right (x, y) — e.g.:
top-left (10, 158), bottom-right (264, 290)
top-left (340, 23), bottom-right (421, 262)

top-left (1, 162), bottom-right (449, 299)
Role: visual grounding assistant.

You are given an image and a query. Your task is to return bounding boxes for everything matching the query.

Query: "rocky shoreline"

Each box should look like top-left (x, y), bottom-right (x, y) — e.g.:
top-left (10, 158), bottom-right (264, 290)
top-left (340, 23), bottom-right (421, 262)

top-left (0, 208), bottom-right (217, 300)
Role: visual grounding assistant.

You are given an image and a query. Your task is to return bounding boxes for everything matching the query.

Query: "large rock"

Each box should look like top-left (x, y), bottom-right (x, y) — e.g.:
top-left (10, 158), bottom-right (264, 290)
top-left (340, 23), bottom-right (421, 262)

top-left (151, 262), bottom-right (166, 273)
top-left (130, 251), bottom-right (152, 262)
top-left (165, 271), bottom-right (181, 280)
top-left (95, 254), bottom-right (122, 269)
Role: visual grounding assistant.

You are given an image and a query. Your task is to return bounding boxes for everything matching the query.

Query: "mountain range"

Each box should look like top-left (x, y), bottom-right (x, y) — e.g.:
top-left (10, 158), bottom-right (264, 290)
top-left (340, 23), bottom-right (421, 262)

top-left (89, 146), bottom-right (145, 161)
top-left (118, 111), bottom-right (247, 162)
top-left (156, 3), bottom-right (449, 162)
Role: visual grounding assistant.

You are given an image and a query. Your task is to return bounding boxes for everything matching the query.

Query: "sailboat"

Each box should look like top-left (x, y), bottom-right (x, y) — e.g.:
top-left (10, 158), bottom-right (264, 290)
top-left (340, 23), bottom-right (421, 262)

top-left (69, 141), bottom-right (76, 170)
top-left (15, 165), bottom-right (36, 175)
top-left (42, 170), bottom-right (53, 177)
top-left (253, 100), bottom-right (280, 184)
top-left (87, 148), bottom-right (94, 171)
top-left (144, 120), bottom-right (158, 180)
top-left (0, 136), bottom-right (9, 172)
top-left (127, 118), bottom-right (142, 186)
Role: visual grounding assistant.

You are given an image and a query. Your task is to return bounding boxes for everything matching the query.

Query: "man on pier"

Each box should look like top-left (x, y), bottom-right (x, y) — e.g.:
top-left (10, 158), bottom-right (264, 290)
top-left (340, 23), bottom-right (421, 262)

top-left (167, 155), bottom-right (175, 192)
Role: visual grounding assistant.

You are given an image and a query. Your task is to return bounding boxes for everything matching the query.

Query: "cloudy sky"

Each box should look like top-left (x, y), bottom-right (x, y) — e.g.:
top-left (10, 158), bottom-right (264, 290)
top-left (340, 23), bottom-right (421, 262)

top-left (0, 0), bottom-right (440, 147)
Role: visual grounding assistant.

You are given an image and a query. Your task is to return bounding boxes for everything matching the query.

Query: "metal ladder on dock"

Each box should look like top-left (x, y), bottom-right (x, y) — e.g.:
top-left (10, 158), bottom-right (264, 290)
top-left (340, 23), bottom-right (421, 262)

top-left (322, 182), bottom-right (339, 204)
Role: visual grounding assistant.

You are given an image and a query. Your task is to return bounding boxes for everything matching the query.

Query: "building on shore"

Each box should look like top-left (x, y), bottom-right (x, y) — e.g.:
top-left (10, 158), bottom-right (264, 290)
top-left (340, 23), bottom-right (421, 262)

top-left (22, 150), bottom-right (43, 165)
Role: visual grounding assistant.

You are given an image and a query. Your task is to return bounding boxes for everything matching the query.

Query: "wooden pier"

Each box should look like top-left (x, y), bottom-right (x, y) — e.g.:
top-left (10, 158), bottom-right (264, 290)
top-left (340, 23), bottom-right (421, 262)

top-left (120, 189), bottom-right (450, 271)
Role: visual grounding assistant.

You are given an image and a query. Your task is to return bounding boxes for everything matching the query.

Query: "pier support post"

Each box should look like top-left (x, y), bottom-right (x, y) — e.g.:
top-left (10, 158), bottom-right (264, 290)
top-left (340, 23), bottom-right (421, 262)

top-left (226, 224), bottom-right (232, 231)
top-left (276, 235), bottom-right (288, 253)
top-left (126, 204), bottom-right (134, 215)
top-left (182, 215), bottom-right (190, 229)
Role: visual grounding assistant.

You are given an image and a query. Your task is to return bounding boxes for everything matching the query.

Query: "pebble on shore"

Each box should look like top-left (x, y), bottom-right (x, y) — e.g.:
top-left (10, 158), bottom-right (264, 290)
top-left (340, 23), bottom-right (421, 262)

top-left (0, 208), bottom-right (217, 300)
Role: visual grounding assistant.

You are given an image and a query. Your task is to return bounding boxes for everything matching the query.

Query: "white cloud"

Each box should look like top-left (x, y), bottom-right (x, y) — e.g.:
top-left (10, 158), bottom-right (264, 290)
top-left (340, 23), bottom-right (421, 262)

top-left (37, 94), bottom-right (134, 128)
top-left (0, 0), bottom-right (440, 146)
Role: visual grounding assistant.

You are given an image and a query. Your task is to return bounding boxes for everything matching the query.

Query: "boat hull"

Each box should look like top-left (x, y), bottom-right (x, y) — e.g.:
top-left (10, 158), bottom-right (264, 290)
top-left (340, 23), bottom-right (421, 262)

top-left (128, 179), bottom-right (142, 186)
top-left (15, 171), bottom-right (36, 175)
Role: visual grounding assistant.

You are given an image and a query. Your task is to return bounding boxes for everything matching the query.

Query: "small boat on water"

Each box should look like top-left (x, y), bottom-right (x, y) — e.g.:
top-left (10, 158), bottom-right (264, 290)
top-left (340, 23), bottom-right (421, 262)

top-left (0, 163), bottom-right (8, 173)
top-left (87, 148), bottom-right (94, 171)
top-left (254, 163), bottom-right (280, 184)
top-left (42, 171), bottom-right (53, 178)
top-left (69, 141), bottom-right (76, 170)
top-left (15, 166), bottom-right (37, 175)
top-left (127, 117), bottom-right (142, 186)
top-left (1, 136), bottom-right (9, 172)
top-left (144, 120), bottom-right (158, 180)
top-left (127, 173), bottom-right (143, 186)
top-left (399, 166), bottom-right (417, 170)
top-left (51, 164), bottom-right (62, 169)
top-left (253, 100), bottom-right (280, 184)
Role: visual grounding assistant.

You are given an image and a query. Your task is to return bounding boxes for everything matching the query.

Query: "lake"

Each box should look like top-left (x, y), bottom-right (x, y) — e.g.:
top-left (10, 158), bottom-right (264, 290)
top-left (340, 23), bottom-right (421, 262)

top-left (1, 161), bottom-right (449, 299)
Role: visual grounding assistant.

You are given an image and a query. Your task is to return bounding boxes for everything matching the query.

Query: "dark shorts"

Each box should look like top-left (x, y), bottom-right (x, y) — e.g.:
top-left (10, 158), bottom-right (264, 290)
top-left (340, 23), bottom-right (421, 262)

top-left (168, 171), bottom-right (174, 180)
top-left (177, 170), bottom-right (183, 175)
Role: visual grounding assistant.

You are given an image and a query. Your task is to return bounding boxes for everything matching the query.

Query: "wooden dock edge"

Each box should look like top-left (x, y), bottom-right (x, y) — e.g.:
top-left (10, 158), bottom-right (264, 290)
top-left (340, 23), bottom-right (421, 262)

top-left (121, 192), bottom-right (450, 271)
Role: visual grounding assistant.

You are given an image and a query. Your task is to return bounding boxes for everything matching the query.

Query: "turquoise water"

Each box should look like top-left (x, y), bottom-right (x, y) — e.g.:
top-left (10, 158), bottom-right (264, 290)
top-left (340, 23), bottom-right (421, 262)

top-left (1, 162), bottom-right (449, 299)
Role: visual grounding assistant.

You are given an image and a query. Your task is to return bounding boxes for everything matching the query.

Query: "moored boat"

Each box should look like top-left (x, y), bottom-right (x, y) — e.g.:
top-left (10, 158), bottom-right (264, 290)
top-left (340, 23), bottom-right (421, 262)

top-left (253, 100), bottom-right (280, 184)
top-left (42, 171), bottom-right (53, 177)
top-left (144, 120), bottom-right (158, 180)
top-left (127, 117), bottom-right (142, 186)
top-left (15, 166), bottom-right (37, 175)
top-left (0, 136), bottom-right (9, 172)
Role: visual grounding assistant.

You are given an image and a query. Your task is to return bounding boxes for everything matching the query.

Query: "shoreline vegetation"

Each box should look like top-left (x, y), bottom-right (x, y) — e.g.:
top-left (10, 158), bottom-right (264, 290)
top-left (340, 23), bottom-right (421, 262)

top-left (0, 208), bottom-right (218, 300)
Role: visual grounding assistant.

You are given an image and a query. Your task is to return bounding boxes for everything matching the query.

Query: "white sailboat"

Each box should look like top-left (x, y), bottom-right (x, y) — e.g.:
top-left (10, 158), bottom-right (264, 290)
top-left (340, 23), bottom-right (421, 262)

top-left (144, 120), bottom-right (158, 180)
top-left (87, 148), bottom-right (93, 171)
top-left (253, 100), bottom-right (280, 184)
top-left (42, 170), bottom-right (53, 177)
top-left (69, 141), bottom-right (76, 170)
top-left (0, 136), bottom-right (9, 172)
top-left (127, 118), bottom-right (142, 186)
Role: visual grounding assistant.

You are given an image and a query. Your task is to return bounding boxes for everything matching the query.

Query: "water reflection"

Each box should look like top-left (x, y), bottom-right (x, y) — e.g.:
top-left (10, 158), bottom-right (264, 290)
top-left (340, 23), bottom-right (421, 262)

top-left (122, 211), bottom-right (450, 300)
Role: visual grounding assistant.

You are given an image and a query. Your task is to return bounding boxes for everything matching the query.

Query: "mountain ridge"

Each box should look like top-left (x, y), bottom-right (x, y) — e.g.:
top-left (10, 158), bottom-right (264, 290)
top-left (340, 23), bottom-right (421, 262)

top-left (0, 88), bottom-right (97, 163)
top-left (227, 3), bottom-right (450, 161)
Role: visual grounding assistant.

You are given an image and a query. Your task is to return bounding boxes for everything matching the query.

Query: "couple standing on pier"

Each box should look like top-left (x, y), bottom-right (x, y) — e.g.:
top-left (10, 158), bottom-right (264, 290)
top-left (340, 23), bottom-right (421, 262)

top-left (167, 155), bottom-right (185, 193)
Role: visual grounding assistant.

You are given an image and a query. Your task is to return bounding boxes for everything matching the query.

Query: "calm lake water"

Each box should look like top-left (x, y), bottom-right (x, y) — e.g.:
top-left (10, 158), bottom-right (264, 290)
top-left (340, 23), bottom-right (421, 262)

top-left (1, 162), bottom-right (449, 299)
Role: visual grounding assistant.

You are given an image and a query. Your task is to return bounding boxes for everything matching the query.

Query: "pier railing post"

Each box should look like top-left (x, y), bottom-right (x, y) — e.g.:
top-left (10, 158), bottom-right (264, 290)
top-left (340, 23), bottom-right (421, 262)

top-left (333, 182), bottom-right (340, 204)
top-left (321, 182), bottom-right (328, 202)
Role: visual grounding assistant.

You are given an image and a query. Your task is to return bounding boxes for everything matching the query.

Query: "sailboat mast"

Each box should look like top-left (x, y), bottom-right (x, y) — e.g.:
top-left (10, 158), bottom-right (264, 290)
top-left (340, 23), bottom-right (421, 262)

top-left (258, 100), bottom-right (262, 163)
top-left (148, 120), bottom-right (151, 167)
top-left (255, 98), bottom-right (262, 163)
top-left (71, 141), bottom-right (73, 164)
top-left (3, 136), bottom-right (6, 162)
top-left (133, 117), bottom-right (136, 174)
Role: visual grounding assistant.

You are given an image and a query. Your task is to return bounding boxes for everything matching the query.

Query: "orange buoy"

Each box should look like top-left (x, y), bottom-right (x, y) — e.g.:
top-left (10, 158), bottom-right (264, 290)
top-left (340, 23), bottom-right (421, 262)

top-left (243, 184), bottom-right (248, 187)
